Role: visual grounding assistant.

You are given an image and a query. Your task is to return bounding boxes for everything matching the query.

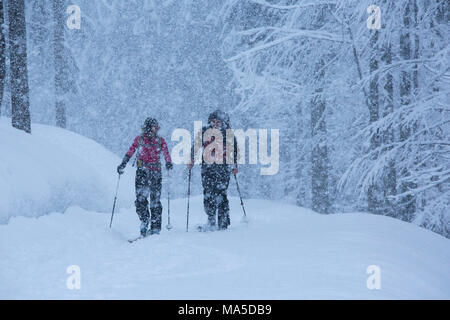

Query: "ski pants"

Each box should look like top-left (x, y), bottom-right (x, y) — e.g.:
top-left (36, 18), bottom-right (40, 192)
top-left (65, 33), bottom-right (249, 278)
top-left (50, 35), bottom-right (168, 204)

top-left (135, 167), bottom-right (162, 232)
top-left (201, 164), bottom-right (231, 229)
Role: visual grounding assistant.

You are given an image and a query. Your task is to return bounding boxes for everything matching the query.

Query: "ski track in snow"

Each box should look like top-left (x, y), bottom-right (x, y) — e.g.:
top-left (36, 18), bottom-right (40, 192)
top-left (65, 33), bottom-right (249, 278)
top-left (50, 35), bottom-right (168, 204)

top-left (1, 196), bottom-right (449, 299)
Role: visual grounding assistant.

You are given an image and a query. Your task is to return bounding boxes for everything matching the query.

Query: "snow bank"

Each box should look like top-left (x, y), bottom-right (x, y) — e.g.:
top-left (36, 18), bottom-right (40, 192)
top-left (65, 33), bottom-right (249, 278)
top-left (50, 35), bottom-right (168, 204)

top-left (0, 117), bottom-right (134, 223)
top-left (1, 196), bottom-right (449, 299)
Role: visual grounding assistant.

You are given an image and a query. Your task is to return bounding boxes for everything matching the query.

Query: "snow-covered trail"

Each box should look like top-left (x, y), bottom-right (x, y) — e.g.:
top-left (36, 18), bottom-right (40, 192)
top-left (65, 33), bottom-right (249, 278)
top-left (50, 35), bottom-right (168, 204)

top-left (1, 196), bottom-right (449, 299)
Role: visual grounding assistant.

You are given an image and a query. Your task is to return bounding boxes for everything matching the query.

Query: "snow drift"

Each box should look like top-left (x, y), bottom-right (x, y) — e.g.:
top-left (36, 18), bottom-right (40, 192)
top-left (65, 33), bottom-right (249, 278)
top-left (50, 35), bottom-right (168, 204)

top-left (0, 117), bottom-right (134, 223)
top-left (1, 197), bottom-right (449, 299)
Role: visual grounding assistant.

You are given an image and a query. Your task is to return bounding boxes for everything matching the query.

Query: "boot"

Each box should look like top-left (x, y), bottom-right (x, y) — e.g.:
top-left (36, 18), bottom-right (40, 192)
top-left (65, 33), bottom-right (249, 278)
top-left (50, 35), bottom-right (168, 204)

top-left (135, 198), bottom-right (150, 236)
top-left (217, 196), bottom-right (230, 230)
top-left (140, 220), bottom-right (149, 237)
top-left (207, 213), bottom-right (217, 230)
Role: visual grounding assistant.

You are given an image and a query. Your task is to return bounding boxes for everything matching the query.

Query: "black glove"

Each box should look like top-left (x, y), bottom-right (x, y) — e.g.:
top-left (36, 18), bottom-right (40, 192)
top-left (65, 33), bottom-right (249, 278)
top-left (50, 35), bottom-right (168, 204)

top-left (117, 155), bottom-right (130, 175)
top-left (166, 162), bottom-right (173, 170)
top-left (117, 163), bottom-right (126, 175)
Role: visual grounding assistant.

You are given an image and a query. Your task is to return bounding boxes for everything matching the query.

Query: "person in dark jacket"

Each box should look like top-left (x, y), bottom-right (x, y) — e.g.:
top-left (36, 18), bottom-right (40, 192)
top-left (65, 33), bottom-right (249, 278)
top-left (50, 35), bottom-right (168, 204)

top-left (117, 117), bottom-right (173, 236)
top-left (187, 110), bottom-right (238, 231)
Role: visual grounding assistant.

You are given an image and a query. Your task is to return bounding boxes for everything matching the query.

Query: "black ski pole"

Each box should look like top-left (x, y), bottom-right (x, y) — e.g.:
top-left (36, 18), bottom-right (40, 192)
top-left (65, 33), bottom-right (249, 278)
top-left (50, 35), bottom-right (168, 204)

top-left (109, 174), bottom-right (121, 228)
top-left (166, 170), bottom-right (173, 230)
top-left (186, 168), bottom-right (192, 232)
top-left (233, 173), bottom-right (248, 223)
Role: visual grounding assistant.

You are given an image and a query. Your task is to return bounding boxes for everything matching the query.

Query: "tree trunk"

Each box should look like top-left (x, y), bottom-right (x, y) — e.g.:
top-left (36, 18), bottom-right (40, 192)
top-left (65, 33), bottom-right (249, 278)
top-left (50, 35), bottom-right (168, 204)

top-left (8, 0), bottom-right (31, 133)
top-left (53, 0), bottom-right (67, 128)
top-left (398, 0), bottom-right (415, 221)
top-left (311, 58), bottom-right (329, 214)
top-left (367, 29), bottom-right (381, 214)
top-left (296, 101), bottom-right (306, 207)
top-left (413, 0), bottom-right (419, 94)
top-left (0, 0), bottom-right (6, 116)
top-left (381, 40), bottom-right (397, 216)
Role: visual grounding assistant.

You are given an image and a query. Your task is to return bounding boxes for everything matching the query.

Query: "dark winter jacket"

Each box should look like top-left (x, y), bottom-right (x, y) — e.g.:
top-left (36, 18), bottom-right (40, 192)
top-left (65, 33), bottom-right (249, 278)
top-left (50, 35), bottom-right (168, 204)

top-left (191, 126), bottom-right (239, 166)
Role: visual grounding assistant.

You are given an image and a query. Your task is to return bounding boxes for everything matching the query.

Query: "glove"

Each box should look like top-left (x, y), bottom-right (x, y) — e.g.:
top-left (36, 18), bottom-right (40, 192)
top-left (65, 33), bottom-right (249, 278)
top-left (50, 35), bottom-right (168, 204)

top-left (117, 163), bottom-right (126, 175)
top-left (166, 162), bottom-right (173, 170)
top-left (117, 155), bottom-right (130, 175)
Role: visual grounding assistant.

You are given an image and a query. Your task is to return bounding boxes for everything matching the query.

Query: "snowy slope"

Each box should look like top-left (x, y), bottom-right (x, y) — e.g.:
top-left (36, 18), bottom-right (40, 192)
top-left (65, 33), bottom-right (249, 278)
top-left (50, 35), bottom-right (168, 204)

top-left (0, 118), bottom-right (134, 223)
top-left (1, 196), bottom-right (449, 299)
top-left (1, 118), bottom-right (448, 299)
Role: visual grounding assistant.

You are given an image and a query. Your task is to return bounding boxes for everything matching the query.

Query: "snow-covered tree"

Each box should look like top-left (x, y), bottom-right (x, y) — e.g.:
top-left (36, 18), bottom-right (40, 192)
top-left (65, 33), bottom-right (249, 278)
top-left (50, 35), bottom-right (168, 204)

top-left (219, 0), bottom-right (449, 236)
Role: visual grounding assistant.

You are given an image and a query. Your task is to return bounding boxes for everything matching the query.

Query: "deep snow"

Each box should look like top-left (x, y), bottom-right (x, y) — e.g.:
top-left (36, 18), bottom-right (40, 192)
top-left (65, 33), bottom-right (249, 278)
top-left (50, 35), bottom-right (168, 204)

top-left (0, 118), bottom-right (134, 223)
top-left (1, 196), bottom-right (449, 299)
top-left (1, 118), bottom-right (449, 299)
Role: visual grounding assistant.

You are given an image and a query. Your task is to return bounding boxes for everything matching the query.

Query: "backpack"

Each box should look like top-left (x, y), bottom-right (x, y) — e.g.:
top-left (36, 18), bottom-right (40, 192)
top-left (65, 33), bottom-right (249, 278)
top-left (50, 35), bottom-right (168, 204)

top-left (132, 134), bottom-right (162, 168)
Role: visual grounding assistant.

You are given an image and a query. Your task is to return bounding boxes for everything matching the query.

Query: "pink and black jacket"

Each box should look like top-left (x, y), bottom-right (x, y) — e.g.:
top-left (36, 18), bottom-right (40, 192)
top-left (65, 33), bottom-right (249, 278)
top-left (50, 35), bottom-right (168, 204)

top-left (126, 135), bottom-right (172, 171)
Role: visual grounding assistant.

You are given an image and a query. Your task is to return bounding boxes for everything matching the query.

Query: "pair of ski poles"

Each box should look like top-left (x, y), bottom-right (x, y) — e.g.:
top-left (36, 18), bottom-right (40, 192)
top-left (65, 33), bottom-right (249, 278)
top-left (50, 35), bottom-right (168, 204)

top-left (185, 168), bottom-right (248, 232)
top-left (110, 168), bottom-right (248, 230)
top-left (109, 171), bottom-right (173, 230)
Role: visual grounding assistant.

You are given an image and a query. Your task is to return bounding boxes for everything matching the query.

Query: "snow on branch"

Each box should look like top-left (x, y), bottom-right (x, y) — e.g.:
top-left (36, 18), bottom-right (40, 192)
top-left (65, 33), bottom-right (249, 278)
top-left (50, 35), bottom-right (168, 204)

top-left (225, 28), bottom-right (347, 62)
top-left (248, 0), bottom-right (337, 10)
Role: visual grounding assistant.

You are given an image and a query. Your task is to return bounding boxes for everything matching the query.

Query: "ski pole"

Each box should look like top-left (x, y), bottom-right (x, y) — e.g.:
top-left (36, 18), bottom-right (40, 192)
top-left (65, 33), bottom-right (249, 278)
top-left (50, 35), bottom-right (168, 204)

top-left (109, 174), bottom-right (121, 228)
top-left (166, 170), bottom-right (173, 230)
top-left (233, 173), bottom-right (248, 223)
top-left (186, 168), bottom-right (192, 232)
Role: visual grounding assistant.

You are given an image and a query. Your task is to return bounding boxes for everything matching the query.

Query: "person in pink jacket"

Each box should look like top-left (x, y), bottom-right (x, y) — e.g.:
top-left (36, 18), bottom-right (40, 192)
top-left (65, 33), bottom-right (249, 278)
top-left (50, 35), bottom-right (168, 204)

top-left (117, 118), bottom-right (173, 236)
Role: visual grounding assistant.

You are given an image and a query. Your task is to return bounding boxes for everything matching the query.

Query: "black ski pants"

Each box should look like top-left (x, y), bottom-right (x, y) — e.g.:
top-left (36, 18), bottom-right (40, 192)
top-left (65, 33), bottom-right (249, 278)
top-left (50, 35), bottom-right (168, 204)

top-left (135, 167), bottom-right (162, 232)
top-left (201, 164), bottom-right (231, 229)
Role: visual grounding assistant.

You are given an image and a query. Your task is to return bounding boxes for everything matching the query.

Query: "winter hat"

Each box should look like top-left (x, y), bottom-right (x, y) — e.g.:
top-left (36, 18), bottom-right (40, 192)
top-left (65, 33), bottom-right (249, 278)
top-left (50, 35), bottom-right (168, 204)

top-left (208, 110), bottom-right (230, 128)
top-left (143, 117), bottom-right (159, 134)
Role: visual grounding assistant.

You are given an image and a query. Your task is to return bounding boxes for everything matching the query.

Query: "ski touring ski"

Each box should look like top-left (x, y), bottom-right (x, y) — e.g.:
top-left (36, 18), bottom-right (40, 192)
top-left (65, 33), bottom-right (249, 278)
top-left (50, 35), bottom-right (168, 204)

top-left (128, 230), bottom-right (160, 243)
top-left (128, 235), bottom-right (144, 243)
top-left (195, 224), bottom-right (217, 232)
